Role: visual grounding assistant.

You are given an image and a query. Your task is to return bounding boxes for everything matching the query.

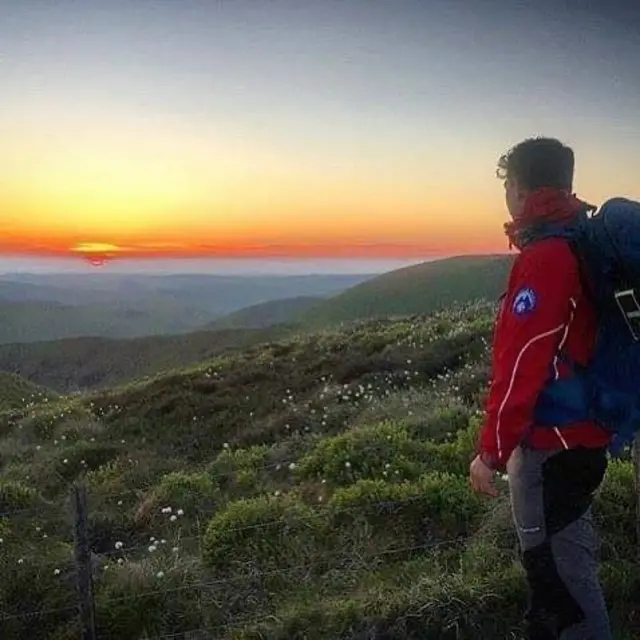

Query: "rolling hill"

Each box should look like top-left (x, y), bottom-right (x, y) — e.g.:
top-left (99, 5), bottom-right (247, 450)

top-left (0, 273), bottom-right (375, 343)
top-left (201, 295), bottom-right (322, 330)
top-left (295, 254), bottom-right (513, 327)
top-left (0, 301), bottom-right (636, 639)
top-left (0, 299), bottom-right (218, 344)
top-left (0, 325), bottom-right (291, 394)
top-left (0, 254), bottom-right (513, 392)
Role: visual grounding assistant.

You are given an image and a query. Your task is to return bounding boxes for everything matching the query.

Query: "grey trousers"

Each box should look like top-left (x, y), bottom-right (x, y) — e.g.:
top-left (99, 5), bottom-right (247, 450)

top-left (506, 444), bottom-right (612, 640)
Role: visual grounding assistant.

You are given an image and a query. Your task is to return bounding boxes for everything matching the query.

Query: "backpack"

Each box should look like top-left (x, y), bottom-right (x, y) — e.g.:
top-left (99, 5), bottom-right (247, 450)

top-left (527, 197), bottom-right (640, 456)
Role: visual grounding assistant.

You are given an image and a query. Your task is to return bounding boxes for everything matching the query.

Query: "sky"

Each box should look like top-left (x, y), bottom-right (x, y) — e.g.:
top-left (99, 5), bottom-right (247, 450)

top-left (1, 0), bottom-right (639, 272)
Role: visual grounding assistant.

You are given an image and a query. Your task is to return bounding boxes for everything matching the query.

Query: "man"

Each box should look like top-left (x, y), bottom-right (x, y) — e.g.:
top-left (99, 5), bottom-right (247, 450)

top-left (469, 137), bottom-right (612, 639)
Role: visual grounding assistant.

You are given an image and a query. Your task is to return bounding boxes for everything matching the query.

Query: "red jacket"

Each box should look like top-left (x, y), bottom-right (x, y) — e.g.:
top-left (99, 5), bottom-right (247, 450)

top-left (478, 236), bottom-right (611, 471)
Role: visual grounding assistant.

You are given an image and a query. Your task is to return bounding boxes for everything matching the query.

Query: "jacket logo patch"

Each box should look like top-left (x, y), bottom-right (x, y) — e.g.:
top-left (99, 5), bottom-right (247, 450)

top-left (512, 287), bottom-right (537, 316)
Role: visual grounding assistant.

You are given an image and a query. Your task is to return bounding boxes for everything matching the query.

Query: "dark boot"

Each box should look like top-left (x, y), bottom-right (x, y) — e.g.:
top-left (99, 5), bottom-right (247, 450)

top-left (524, 618), bottom-right (558, 640)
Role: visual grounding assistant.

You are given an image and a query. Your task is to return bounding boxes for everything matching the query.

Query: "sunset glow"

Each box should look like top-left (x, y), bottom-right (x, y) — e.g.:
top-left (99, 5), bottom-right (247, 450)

top-left (2, 2), bottom-right (638, 264)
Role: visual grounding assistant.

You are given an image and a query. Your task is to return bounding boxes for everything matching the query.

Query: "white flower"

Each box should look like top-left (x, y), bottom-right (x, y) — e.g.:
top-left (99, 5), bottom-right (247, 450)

top-left (156, 571), bottom-right (165, 578)
top-left (172, 547), bottom-right (179, 553)
top-left (115, 541), bottom-right (123, 550)
top-left (170, 515), bottom-right (177, 522)
top-left (54, 569), bottom-right (61, 576)
top-left (148, 545), bottom-right (157, 553)
top-left (177, 509), bottom-right (184, 516)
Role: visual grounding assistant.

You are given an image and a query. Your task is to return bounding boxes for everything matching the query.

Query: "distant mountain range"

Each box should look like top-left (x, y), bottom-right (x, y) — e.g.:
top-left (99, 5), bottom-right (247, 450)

top-left (0, 272), bottom-right (375, 343)
top-left (0, 254), bottom-right (511, 393)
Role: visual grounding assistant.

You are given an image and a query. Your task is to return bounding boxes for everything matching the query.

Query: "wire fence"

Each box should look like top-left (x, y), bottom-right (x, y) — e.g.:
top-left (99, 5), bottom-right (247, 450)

top-left (0, 468), bottom-right (635, 640)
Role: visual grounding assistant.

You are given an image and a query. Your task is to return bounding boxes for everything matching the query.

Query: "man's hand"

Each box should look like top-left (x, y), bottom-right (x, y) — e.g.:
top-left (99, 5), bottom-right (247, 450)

top-left (469, 454), bottom-right (499, 497)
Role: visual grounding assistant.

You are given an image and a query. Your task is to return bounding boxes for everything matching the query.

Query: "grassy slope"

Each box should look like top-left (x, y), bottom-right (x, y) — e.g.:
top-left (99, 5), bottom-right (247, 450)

top-left (296, 255), bottom-right (514, 327)
top-left (0, 301), bottom-right (637, 640)
top-left (0, 325), bottom-right (292, 393)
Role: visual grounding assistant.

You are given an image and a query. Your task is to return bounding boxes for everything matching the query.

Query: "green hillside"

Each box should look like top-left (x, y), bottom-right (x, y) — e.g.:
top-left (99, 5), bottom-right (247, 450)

top-left (0, 255), bottom-right (511, 393)
top-left (0, 325), bottom-right (291, 393)
top-left (203, 296), bottom-right (322, 330)
top-left (0, 301), bottom-right (637, 639)
top-left (296, 254), bottom-right (514, 327)
top-left (0, 299), bottom-right (217, 344)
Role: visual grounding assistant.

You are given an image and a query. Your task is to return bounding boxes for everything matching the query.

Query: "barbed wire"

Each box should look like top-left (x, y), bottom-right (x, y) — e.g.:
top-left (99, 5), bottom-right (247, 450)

top-left (1, 486), bottom-right (635, 627)
top-left (97, 535), bottom-right (468, 608)
top-left (0, 535), bottom-right (466, 625)
top-left (2, 415), bottom-right (638, 634)
top-left (0, 602), bottom-right (79, 623)
top-left (0, 487), bottom-right (636, 640)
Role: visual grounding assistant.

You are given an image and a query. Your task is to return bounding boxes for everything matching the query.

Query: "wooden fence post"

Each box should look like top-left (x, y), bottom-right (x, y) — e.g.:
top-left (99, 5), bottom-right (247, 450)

top-left (73, 483), bottom-right (97, 640)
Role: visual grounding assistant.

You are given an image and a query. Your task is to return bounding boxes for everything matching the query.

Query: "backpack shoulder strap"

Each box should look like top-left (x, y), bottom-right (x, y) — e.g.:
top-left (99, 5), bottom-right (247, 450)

top-left (566, 237), bottom-right (597, 311)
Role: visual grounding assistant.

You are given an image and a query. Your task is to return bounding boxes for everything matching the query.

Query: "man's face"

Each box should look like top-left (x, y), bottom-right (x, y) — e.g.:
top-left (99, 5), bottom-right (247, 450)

top-left (504, 176), bottom-right (527, 219)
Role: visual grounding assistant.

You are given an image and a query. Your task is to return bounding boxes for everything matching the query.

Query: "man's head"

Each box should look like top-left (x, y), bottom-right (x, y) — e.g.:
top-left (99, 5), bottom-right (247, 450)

top-left (497, 137), bottom-right (575, 219)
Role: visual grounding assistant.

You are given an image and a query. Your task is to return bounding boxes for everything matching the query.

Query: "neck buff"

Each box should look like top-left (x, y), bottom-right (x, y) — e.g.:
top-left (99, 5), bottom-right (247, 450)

top-left (504, 187), bottom-right (596, 249)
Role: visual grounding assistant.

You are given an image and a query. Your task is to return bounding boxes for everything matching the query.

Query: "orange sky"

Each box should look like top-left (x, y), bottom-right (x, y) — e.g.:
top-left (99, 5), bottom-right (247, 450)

top-left (2, 115), bottom-right (635, 261)
top-left (2, 2), bottom-right (638, 263)
top-left (0, 126), bottom-right (509, 260)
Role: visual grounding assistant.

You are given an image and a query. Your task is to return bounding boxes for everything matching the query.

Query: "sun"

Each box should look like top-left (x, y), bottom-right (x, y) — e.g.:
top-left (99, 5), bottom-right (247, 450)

top-left (70, 242), bottom-right (124, 267)
top-left (71, 242), bottom-right (123, 253)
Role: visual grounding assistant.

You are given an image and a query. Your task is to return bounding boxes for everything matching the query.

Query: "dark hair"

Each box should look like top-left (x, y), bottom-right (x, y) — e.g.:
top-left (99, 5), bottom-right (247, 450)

top-left (496, 137), bottom-right (575, 191)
